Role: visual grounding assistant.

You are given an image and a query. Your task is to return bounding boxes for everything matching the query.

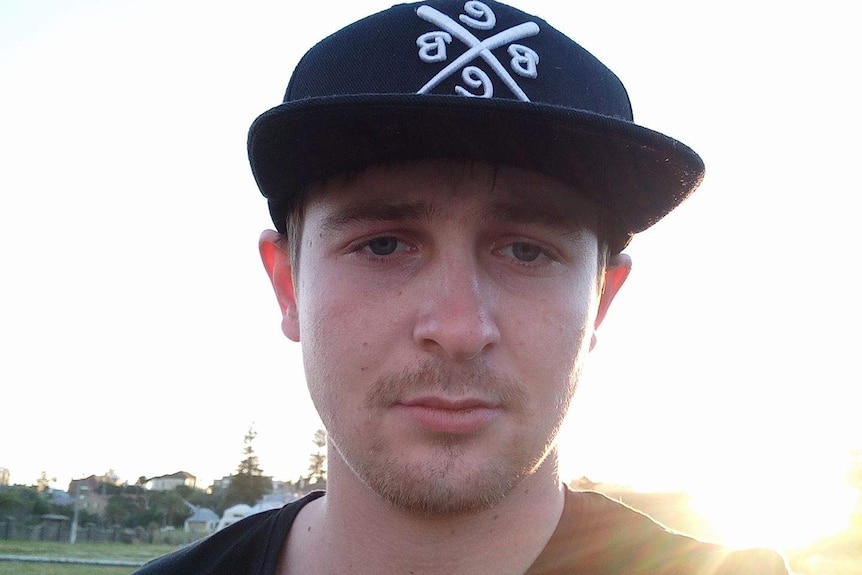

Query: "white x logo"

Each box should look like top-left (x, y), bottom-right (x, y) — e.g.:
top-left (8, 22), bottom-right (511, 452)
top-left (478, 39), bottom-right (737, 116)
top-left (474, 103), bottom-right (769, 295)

top-left (416, 4), bottom-right (540, 102)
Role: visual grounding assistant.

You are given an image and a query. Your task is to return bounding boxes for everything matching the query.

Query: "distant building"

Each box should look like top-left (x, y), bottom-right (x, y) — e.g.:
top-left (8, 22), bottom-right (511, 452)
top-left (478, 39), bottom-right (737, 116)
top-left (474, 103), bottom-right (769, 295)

top-left (68, 473), bottom-right (122, 495)
top-left (209, 475), bottom-right (233, 495)
top-left (68, 475), bottom-right (102, 495)
top-left (62, 476), bottom-right (114, 517)
top-left (80, 493), bottom-right (111, 517)
top-left (146, 471), bottom-right (196, 491)
top-left (184, 507), bottom-right (219, 534)
top-left (0, 468), bottom-right (9, 486)
top-left (209, 474), bottom-right (278, 495)
top-left (78, 492), bottom-right (110, 517)
top-left (216, 503), bottom-right (252, 531)
top-left (215, 490), bottom-right (297, 531)
top-left (272, 479), bottom-right (301, 495)
top-left (255, 490), bottom-right (294, 512)
top-left (49, 489), bottom-right (74, 507)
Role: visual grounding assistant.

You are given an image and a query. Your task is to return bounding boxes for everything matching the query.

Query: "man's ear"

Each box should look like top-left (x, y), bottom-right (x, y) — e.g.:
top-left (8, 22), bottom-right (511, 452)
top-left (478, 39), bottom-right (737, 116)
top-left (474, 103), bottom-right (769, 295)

top-left (591, 253), bottom-right (632, 350)
top-left (259, 230), bottom-right (300, 342)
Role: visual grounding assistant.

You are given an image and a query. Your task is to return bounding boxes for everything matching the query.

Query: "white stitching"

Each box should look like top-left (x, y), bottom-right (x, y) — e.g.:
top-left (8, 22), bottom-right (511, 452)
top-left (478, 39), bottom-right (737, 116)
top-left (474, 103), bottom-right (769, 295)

top-left (416, 4), bottom-right (539, 102)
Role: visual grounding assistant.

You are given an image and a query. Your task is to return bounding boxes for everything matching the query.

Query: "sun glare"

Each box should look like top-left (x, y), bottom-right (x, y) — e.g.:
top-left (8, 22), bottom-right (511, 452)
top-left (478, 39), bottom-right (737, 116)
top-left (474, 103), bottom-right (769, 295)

top-left (690, 478), bottom-right (856, 551)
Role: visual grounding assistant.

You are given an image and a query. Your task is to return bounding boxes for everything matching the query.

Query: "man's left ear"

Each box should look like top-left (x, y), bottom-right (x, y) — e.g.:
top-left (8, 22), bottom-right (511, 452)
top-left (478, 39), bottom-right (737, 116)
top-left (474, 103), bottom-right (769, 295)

top-left (591, 253), bottom-right (632, 350)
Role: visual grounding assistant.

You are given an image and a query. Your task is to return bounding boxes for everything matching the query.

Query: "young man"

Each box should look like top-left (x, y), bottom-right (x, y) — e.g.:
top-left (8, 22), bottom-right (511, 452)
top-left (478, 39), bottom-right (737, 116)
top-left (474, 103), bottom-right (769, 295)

top-left (138, 1), bottom-right (790, 573)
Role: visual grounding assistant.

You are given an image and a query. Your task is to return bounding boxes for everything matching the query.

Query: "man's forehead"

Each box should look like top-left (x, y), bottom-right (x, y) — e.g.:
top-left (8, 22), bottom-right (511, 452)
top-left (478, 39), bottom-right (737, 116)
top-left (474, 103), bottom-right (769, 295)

top-left (306, 160), bottom-right (602, 227)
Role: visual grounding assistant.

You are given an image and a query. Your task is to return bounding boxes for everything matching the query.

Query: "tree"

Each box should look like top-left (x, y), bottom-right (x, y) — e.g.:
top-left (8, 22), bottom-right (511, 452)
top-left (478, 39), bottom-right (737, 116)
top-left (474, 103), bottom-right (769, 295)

top-left (0, 486), bottom-right (48, 520)
top-left (106, 495), bottom-right (140, 527)
top-left (223, 425), bottom-right (272, 507)
top-left (305, 428), bottom-right (327, 488)
top-left (176, 483), bottom-right (216, 509)
top-left (148, 489), bottom-right (191, 528)
top-left (36, 471), bottom-right (55, 493)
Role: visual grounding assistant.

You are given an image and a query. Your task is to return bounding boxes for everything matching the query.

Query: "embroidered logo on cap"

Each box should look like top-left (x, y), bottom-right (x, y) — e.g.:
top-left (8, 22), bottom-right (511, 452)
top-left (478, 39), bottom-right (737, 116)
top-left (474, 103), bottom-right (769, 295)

top-left (415, 1), bottom-right (540, 101)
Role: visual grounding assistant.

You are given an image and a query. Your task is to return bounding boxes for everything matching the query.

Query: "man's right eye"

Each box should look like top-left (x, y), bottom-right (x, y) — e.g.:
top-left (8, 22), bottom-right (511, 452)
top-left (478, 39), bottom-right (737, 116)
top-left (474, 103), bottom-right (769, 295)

top-left (364, 236), bottom-right (401, 256)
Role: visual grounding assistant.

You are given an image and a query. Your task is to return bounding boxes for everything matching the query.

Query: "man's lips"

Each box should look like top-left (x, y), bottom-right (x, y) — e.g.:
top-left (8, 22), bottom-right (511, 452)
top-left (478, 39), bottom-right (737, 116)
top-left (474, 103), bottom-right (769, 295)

top-left (394, 396), bottom-right (501, 433)
top-left (399, 396), bottom-right (499, 410)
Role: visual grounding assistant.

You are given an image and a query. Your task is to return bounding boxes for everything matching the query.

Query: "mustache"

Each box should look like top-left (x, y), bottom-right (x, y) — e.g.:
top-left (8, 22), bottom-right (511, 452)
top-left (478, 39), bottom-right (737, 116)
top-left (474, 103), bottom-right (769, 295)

top-left (366, 359), bottom-right (530, 413)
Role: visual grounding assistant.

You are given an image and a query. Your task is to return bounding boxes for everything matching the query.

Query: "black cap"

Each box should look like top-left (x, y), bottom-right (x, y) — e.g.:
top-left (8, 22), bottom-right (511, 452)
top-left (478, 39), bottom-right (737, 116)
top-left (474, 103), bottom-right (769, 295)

top-left (248, 0), bottom-right (704, 251)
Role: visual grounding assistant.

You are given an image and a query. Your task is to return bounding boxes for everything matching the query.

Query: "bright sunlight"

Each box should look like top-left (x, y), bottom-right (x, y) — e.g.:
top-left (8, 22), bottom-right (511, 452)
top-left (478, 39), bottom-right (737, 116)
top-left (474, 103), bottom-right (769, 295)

top-left (690, 468), bottom-right (857, 550)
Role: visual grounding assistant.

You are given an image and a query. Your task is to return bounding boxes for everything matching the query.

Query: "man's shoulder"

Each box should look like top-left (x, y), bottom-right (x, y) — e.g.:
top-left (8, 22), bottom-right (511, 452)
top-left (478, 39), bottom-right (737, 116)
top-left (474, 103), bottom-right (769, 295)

top-left (133, 491), bottom-right (324, 575)
top-left (528, 489), bottom-right (790, 575)
top-left (581, 491), bottom-right (790, 574)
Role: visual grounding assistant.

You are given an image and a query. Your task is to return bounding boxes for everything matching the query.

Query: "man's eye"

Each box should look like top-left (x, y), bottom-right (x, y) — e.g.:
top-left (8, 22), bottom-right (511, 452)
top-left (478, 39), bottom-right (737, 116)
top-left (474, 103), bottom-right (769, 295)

top-left (365, 236), bottom-right (401, 256)
top-left (509, 242), bottom-right (542, 262)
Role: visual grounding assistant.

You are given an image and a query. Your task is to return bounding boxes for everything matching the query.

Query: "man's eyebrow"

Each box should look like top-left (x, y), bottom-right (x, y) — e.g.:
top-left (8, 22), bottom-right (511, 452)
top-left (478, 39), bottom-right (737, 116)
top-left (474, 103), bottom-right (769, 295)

top-left (487, 199), bottom-right (589, 233)
top-left (319, 200), bottom-right (434, 231)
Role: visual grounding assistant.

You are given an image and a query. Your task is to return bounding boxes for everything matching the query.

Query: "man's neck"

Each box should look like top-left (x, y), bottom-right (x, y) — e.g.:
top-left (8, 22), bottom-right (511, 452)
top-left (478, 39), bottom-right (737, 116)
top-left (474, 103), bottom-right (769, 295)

top-left (281, 457), bottom-right (565, 575)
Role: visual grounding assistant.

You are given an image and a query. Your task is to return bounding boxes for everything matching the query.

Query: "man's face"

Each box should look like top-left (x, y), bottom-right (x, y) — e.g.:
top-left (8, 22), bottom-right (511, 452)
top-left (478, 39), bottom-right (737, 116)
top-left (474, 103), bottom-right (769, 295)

top-left (263, 160), bottom-right (627, 515)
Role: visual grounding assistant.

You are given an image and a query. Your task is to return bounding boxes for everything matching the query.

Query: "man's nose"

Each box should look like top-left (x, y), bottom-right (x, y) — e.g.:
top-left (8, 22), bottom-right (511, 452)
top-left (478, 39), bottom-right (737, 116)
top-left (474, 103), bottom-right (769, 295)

top-left (412, 255), bottom-right (500, 362)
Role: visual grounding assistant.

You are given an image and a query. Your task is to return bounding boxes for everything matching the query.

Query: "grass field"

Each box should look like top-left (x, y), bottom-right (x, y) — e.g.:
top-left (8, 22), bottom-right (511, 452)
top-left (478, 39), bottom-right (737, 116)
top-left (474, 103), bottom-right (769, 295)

top-left (0, 541), bottom-right (180, 575)
top-left (1, 526), bottom-right (859, 574)
top-left (0, 564), bottom-right (134, 575)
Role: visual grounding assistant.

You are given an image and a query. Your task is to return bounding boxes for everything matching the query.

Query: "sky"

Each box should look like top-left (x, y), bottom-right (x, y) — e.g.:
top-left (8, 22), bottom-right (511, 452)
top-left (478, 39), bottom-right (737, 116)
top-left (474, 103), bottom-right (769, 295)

top-left (1, 0), bottom-right (859, 549)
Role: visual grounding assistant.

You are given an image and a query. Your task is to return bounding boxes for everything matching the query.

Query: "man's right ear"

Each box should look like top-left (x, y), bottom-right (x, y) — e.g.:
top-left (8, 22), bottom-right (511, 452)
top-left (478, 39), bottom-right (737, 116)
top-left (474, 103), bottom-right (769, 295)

top-left (259, 230), bottom-right (300, 342)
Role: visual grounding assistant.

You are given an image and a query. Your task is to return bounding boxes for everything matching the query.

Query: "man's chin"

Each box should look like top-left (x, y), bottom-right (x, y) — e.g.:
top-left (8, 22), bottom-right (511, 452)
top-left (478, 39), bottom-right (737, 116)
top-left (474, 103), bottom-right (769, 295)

top-left (360, 456), bottom-right (524, 517)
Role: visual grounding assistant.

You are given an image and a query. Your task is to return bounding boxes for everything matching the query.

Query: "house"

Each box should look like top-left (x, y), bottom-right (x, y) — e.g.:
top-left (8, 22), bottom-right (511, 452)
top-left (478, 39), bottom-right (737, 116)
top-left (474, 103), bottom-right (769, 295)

top-left (49, 489), bottom-right (74, 506)
top-left (183, 507), bottom-right (219, 534)
top-left (146, 471), bottom-right (196, 491)
top-left (208, 475), bottom-right (232, 495)
top-left (71, 491), bottom-right (110, 517)
top-left (216, 503), bottom-right (252, 531)
top-left (68, 472), bottom-right (122, 496)
top-left (68, 475), bottom-right (101, 495)
top-left (215, 491), bottom-right (296, 532)
top-left (255, 491), bottom-right (293, 512)
top-left (61, 477), bottom-right (111, 518)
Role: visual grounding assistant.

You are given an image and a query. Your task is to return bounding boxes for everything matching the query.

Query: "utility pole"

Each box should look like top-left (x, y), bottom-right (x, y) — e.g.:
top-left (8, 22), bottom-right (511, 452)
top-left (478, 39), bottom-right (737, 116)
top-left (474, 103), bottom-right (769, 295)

top-left (69, 485), bottom-right (89, 544)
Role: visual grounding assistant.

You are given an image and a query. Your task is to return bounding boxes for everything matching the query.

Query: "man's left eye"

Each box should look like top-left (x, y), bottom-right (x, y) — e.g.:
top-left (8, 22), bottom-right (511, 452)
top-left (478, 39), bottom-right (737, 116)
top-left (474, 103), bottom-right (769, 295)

top-left (509, 242), bottom-right (542, 262)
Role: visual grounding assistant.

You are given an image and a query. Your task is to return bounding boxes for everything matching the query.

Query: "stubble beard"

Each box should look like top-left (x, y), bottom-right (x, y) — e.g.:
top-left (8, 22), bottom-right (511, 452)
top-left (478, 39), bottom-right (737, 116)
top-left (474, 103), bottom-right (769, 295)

top-left (328, 359), bottom-right (574, 517)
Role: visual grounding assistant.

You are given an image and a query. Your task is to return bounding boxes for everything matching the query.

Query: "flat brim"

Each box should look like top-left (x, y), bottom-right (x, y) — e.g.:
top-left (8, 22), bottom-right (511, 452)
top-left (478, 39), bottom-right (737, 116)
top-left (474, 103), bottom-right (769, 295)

top-left (248, 94), bottom-right (704, 252)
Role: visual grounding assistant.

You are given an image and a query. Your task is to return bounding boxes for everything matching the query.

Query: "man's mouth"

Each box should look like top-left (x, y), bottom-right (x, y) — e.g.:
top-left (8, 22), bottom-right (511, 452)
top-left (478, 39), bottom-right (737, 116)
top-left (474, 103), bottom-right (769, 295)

top-left (394, 396), bottom-right (501, 434)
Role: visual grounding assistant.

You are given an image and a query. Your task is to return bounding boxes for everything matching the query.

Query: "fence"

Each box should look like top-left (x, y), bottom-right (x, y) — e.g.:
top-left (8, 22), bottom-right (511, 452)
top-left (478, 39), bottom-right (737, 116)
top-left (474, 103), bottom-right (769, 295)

top-left (0, 518), bottom-right (203, 546)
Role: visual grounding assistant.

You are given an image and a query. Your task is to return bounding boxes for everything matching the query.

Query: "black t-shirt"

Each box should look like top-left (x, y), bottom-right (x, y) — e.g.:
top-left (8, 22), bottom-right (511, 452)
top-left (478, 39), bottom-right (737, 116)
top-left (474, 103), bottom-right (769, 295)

top-left (135, 491), bottom-right (325, 575)
top-left (135, 489), bottom-right (789, 575)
